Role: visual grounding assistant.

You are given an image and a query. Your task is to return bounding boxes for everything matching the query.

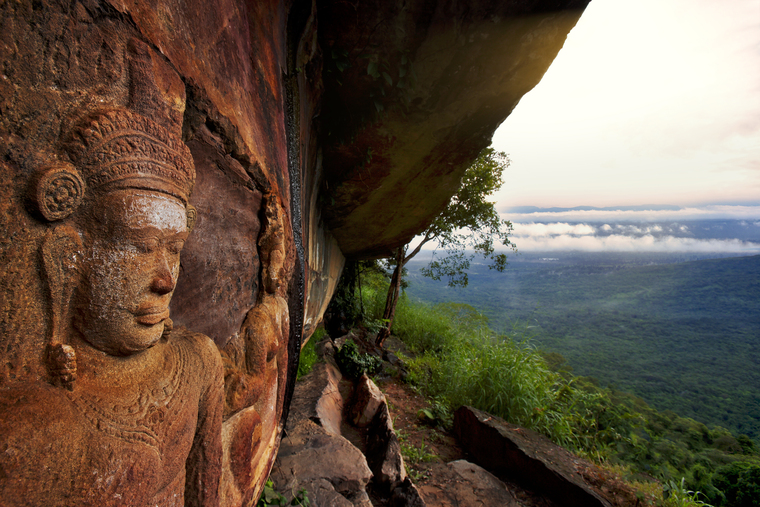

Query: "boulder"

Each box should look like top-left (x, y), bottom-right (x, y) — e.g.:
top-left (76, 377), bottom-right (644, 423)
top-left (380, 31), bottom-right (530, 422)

top-left (273, 363), bottom-right (373, 506)
top-left (366, 403), bottom-right (408, 490)
top-left (350, 373), bottom-right (387, 427)
top-left (298, 479), bottom-right (354, 507)
top-left (417, 460), bottom-right (522, 507)
top-left (454, 406), bottom-right (612, 507)
top-left (278, 342), bottom-right (425, 506)
top-left (287, 361), bottom-right (345, 437)
top-left (272, 419), bottom-right (373, 506)
top-left (314, 363), bottom-right (346, 437)
top-left (390, 477), bottom-right (427, 507)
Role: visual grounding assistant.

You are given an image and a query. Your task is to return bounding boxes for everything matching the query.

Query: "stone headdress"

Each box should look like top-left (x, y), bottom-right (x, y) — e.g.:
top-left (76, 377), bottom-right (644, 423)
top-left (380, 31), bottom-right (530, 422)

top-left (35, 37), bottom-right (196, 224)
top-left (34, 38), bottom-right (197, 389)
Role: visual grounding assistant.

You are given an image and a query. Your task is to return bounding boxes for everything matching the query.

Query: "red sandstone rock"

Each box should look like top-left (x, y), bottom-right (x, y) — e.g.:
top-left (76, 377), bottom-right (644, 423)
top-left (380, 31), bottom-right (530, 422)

top-left (0, 0), bottom-right (590, 504)
top-left (455, 406), bottom-right (613, 507)
top-left (350, 373), bottom-right (387, 427)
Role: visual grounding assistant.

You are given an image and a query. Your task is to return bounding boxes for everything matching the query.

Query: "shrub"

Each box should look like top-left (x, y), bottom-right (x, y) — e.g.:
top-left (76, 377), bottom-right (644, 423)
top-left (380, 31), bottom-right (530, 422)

top-left (712, 462), bottom-right (760, 507)
top-left (662, 478), bottom-right (714, 507)
top-left (391, 298), bottom-right (580, 445)
top-left (335, 339), bottom-right (381, 379)
top-left (257, 478), bottom-right (310, 506)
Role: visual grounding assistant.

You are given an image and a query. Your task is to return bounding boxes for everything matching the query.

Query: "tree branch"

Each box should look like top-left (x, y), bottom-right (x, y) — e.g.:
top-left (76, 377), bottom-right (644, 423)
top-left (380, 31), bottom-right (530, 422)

top-left (404, 234), bottom-right (435, 263)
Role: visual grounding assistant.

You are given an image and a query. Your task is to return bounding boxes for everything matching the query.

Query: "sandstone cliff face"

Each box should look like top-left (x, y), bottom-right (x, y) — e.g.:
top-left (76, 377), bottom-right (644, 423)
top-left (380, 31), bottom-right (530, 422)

top-left (0, 0), bottom-right (588, 504)
top-left (318, 0), bottom-right (589, 258)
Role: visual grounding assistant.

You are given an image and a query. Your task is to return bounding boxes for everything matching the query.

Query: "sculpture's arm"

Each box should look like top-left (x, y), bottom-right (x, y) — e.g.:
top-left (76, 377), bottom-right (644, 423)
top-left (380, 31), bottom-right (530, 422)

top-left (184, 333), bottom-right (225, 507)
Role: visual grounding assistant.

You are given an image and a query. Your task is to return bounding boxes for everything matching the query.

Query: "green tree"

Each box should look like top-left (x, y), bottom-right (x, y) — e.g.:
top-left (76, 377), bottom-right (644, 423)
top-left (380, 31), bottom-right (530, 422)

top-left (376, 147), bottom-right (515, 347)
top-left (713, 462), bottom-right (760, 507)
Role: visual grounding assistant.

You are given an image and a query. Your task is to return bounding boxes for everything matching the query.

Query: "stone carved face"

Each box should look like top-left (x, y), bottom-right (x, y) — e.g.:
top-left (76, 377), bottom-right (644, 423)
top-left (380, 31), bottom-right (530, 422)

top-left (73, 189), bottom-right (189, 356)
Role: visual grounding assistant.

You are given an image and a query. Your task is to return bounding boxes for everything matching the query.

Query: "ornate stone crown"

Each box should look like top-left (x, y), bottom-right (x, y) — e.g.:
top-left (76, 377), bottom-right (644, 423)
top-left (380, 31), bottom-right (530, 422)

top-left (67, 108), bottom-right (195, 204)
top-left (34, 109), bottom-right (195, 222)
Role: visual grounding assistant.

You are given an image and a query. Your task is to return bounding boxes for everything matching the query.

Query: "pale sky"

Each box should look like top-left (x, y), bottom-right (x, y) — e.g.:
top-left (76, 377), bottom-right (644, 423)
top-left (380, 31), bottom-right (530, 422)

top-left (491, 0), bottom-right (760, 209)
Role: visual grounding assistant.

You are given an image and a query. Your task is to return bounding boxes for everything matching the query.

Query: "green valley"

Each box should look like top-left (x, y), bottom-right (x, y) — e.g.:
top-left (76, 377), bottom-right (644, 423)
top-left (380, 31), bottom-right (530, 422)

top-left (405, 252), bottom-right (760, 440)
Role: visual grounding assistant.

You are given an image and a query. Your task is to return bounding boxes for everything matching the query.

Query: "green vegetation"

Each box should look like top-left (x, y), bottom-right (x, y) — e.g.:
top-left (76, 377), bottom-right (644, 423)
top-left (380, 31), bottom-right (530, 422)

top-left (712, 462), bottom-right (760, 507)
top-left (406, 253), bottom-right (760, 441)
top-left (663, 478), bottom-right (714, 507)
top-left (257, 479), bottom-right (310, 506)
top-left (354, 264), bottom-right (760, 506)
top-left (335, 339), bottom-right (382, 379)
top-left (397, 430), bottom-right (438, 481)
top-left (297, 327), bottom-right (323, 379)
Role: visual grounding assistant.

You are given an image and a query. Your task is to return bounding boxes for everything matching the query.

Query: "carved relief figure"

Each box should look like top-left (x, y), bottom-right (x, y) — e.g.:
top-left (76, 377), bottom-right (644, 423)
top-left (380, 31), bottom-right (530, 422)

top-left (0, 6), bottom-right (297, 504)
top-left (0, 43), bottom-right (223, 506)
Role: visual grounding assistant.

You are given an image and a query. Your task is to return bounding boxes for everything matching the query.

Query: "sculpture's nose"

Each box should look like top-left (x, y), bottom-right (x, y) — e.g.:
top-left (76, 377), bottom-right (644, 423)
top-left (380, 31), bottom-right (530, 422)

top-left (151, 271), bottom-right (175, 295)
top-left (151, 257), bottom-right (175, 295)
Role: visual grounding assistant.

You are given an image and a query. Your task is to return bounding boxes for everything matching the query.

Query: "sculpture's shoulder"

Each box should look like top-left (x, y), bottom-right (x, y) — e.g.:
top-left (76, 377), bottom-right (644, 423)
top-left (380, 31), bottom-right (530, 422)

top-left (166, 326), bottom-right (224, 387)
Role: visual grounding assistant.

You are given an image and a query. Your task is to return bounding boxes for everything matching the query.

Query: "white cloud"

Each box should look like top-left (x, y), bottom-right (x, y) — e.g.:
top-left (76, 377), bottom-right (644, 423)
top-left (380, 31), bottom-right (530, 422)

top-left (507, 218), bottom-right (760, 252)
top-left (510, 234), bottom-right (760, 253)
top-left (514, 222), bottom-right (595, 237)
top-left (503, 205), bottom-right (760, 223)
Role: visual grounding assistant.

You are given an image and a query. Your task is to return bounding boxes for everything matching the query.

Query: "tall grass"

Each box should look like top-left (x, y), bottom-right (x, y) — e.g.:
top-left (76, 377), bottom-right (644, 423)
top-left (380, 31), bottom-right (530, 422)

top-left (360, 274), bottom-right (588, 446)
top-left (297, 327), bottom-right (324, 379)
top-left (356, 273), bottom-right (757, 506)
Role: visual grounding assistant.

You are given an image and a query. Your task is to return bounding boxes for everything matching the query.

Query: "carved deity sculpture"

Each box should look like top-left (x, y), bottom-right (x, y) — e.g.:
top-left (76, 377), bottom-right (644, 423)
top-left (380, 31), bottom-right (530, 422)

top-left (0, 8), bottom-right (297, 504)
top-left (0, 42), bottom-right (223, 506)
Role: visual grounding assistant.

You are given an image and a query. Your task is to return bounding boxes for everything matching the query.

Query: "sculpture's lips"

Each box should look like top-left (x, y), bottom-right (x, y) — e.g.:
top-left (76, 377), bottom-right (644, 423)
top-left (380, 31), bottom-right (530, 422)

top-left (134, 307), bottom-right (170, 326)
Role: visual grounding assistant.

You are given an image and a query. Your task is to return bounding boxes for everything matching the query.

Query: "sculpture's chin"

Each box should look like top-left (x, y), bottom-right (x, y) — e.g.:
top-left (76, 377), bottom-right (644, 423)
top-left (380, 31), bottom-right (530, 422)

top-left (81, 321), bottom-right (165, 356)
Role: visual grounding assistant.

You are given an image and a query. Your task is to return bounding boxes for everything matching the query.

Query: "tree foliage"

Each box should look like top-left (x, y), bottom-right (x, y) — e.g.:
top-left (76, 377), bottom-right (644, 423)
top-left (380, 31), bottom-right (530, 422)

top-left (418, 147), bottom-right (515, 287)
top-left (376, 147), bottom-right (515, 346)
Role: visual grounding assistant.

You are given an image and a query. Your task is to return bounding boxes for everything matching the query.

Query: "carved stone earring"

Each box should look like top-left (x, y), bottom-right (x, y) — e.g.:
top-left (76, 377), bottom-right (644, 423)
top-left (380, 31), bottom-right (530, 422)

top-left (186, 204), bottom-right (197, 231)
top-left (34, 163), bottom-right (85, 390)
top-left (40, 224), bottom-right (82, 390)
top-left (34, 163), bottom-right (85, 222)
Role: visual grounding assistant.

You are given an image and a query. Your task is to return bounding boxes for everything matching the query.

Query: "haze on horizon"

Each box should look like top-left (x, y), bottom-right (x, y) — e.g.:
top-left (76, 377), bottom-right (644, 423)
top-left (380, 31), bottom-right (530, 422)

top-left (490, 0), bottom-right (760, 210)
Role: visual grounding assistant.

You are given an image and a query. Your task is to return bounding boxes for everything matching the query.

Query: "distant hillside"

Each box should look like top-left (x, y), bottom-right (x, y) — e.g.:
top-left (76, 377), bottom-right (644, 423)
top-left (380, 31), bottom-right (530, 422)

top-left (405, 253), bottom-right (760, 439)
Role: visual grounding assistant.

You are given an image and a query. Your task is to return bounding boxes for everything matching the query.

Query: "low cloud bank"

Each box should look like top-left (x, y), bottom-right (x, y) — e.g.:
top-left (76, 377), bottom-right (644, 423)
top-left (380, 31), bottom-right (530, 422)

top-left (512, 234), bottom-right (759, 253)
top-left (511, 221), bottom-right (760, 253)
top-left (411, 206), bottom-right (760, 254)
top-left (504, 205), bottom-right (760, 223)
top-left (498, 205), bottom-right (760, 252)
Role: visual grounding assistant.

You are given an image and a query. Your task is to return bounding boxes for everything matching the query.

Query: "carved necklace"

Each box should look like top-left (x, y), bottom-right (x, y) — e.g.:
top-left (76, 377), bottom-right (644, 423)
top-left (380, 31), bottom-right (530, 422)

top-left (66, 339), bottom-right (188, 452)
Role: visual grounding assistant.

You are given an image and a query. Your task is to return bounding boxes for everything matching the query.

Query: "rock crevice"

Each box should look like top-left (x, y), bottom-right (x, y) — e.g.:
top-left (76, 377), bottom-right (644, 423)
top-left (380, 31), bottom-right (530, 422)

top-left (271, 336), bottom-right (424, 506)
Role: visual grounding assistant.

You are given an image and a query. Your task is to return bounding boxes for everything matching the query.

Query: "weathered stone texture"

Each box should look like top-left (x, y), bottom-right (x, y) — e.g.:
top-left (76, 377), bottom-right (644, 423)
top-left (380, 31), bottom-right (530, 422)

top-left (0, 0), bottom-right (590, 504)
top-left (417, 460), bottom-right (523, 507)
top-left (455, 405), bottom-right (612, 507)
top-left (318, 0), bottom-right (589, 257)
top-left (171, 128), bottom-right (263, 346)
top-left (350, 373), bottom-right (386, 427)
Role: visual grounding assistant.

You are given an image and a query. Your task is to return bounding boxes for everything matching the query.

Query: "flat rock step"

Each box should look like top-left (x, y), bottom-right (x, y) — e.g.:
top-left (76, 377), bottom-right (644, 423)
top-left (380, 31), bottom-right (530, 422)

top-left (455, 406), bottom-right (613, 507)
top-left (418, 460), bottom-right (525, 506)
